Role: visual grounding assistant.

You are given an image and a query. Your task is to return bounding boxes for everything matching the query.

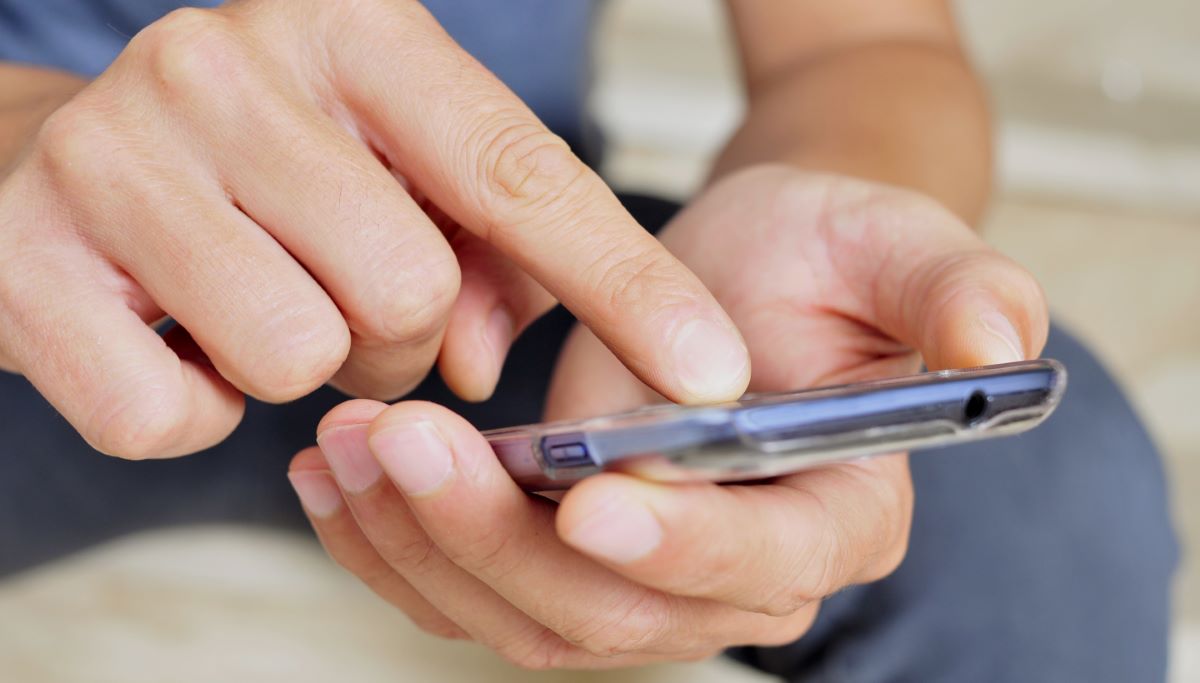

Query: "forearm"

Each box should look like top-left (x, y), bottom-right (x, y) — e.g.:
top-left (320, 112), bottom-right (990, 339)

top-left (0, 63), bottom-right (86, 172)
top-left (710, 40), bottom-right (992, 225)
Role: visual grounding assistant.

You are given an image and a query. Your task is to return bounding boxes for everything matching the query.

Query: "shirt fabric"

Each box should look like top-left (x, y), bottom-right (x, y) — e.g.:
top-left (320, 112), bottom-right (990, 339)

top-left (0, 0), bottom-right (595, 142)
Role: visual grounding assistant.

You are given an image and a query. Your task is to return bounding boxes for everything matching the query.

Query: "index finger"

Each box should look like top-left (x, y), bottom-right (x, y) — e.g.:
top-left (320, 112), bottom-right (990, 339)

top-left (324, 2), bottom-right (749, 403)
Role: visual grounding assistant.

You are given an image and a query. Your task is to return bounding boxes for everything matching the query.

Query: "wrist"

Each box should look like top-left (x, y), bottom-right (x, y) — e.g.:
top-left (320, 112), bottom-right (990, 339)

top-left (707, 40), bottom-right (993, 225)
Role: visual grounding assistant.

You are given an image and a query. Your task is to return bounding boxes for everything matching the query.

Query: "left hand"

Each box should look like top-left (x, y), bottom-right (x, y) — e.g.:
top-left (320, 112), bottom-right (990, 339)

top-left (287, 166), bottom-right (1048, 668)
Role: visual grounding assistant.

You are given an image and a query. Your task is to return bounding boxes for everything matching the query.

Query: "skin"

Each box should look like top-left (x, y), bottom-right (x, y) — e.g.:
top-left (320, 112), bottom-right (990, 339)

top-left (286, 0), bottom-right (1050, 669)
top-left (0, 0), bottom-right (751, 460)
top-left (0, 0), bottom-right (1049, 669)
top-left (714, 0), bottom-right (993, 224)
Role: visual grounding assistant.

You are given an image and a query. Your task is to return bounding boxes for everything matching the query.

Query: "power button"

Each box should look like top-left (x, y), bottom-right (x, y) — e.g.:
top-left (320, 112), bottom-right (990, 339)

top-left (542, 435), bottom-right (594, 468)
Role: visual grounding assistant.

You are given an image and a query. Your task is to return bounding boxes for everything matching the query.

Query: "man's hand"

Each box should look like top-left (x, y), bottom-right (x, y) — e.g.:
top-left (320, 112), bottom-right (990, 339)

top-left (0, 0), bottom-right (749, 459)
top-left (287, 166), bottom-right (1049, 667)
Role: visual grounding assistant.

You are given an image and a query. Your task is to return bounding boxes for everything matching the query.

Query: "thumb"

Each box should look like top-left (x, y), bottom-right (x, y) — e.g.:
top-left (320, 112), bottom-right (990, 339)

top-left (794, 179), bottom-right (1051, 373)
top-left (880, 247), bottom-right (1049, 371)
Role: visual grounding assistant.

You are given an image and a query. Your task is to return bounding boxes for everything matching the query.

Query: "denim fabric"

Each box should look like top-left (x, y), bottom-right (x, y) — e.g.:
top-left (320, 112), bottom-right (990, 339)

top-left (0, 5), bottom-right (1177, 677)
top-left (730, 320), bottom-right (1178, 682)
top-left (0, 194), bottom-right (1177, 682)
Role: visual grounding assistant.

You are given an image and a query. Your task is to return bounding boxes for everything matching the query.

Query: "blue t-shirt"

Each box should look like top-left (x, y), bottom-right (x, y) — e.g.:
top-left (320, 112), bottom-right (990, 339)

top-left (0, 0), bottom-right (595, 141)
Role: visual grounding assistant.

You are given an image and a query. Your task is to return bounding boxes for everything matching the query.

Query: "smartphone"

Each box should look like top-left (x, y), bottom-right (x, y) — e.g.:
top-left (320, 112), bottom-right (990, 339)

top-left (485, 360), bottom-right (1066, 491)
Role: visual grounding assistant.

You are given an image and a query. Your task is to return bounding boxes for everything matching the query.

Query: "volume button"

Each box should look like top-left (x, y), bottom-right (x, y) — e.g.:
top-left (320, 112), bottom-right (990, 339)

top-left (541, 434), bottom-right (596, 468)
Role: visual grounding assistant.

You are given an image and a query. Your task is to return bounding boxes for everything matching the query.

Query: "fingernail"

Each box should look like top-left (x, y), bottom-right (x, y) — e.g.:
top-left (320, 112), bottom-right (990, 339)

top-left (670, 318), bottom-right (750, 401)
top-left (978, 310), bottom-right (1025, 364)
top-left (288, 470), bottom-right (344, 518)
top-left (483, 307), bottom-right (515, 377)
top-left (318, 424), bottom-right (381, 494)
top-left (370, 420), bottom-right (454, 497)
top-left (565, 494), bottom-right (662, 564)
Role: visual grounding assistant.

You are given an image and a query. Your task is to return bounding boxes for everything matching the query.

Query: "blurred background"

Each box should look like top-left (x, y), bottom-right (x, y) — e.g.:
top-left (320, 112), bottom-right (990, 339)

top-left (1, 1), bottom-right (1196, 681)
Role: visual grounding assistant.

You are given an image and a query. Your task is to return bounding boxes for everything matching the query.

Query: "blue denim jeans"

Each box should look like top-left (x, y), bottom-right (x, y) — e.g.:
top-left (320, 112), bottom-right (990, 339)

top-left (0, 196), bottom-right (1176, 682)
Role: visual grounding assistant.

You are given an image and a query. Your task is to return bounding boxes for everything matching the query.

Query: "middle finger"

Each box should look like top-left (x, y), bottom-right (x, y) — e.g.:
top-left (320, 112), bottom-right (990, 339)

top-left (192, 70), bottom-right (461, 400)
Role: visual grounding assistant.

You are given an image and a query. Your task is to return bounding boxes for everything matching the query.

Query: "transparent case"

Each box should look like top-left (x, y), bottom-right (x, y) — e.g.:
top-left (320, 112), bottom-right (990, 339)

top-left (485, 359), bottom-right (1067, 491)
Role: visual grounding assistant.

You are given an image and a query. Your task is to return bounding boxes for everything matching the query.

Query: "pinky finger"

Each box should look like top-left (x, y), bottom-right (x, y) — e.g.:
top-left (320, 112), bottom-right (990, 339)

top-left (437, 231), bottom-right (556, 402)
top-left (6, 271), bottom-right (244, 459)
top-left (288, 447), bottom-right (469, 641)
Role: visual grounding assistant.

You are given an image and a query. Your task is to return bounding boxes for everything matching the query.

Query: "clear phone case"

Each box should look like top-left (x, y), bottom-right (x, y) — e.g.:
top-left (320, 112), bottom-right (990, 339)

top-left (485, 360), bottom-right (1067, 491)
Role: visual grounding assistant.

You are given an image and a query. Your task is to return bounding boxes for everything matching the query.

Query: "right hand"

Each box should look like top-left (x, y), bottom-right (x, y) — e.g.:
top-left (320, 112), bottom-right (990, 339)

top-left (0, 0), bottom-right (749, 459)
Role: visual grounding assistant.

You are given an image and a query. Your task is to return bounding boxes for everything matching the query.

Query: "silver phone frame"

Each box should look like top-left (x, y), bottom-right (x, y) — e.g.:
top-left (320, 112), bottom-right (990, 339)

top-left (485, 360), bottom-right (1067, 491)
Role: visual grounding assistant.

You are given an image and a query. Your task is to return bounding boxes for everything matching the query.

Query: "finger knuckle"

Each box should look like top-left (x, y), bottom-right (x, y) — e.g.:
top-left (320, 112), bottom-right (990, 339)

top-left (351, 249), bottom-right (460, 345)
top-left (85, 378), bottom-right (190, 459)
top-left (419, 622), bottom-right (469, 641)
top-left (246, 299), bottom-right (350, 402)
top-left (760, 544), bottom-right (842, 617)
top-left (503, 648), bottom-right (559, 672)
top-left (496, 627), bottom-right (571, 671)
top-left (569, 592), bottom-right (673, 657)
top-left (584, 243), bottom-right (688, 322)
top-left (753, 606), bottom-right (820, 647)
top-left (376, 533), bottom-right (442, 574)
top-left (865, 472), bottom-right (916, 582)
top-left (859, 512), bottom-right (913, 584)
top-left (922, 250), bottom-right (1048, 343)
top-left (686, 545), bottom-right (753, 598)
top-left (34, 104), bottom-right (119, 187)
top-left (135, 8), bottom-right (245, 100)
top-left (755, 584), bottom-right (814, 618)
top-left (408, 614), bottom-right (469, 641)
top-left (442, 521), bottom-right (526, 582)
top-left (326, 365), bottom-right (424, 403)
top-left (906, 250), bottom-right (996, 319)
top-left (864, 539), bottom-right (909, 583)
top-left (473, 119), bottom-right (588, 236)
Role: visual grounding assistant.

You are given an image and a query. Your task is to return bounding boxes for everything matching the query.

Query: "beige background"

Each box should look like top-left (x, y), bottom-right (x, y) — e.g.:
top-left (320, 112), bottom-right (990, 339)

top-left (2, 1), bottom-right (1197, 681)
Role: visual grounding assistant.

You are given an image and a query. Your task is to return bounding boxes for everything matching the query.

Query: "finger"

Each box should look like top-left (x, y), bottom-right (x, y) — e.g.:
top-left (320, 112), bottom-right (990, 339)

top-left (879, 245), bottom-right (1050, 370)
top-left (94, 190), bottom-right (350, 402)
top-left (73, 10), bottom-right (355, 401)
top-left (437, 231), bottom-right (556, 401)
top-left (0, 237), bottom-right (243, 459)
top-left (320, 402), bottom-right (825, 659)
top-left (359, 400), bottom-right (770, 659)
top-left (31, 90), bottom-right (351, 402)
top-left (314, 403), bottom-right (641, 668)
top-left (736, 309), bottom-right (922, 395)
top-left (326, 3), bottom-right (750, 404)
top-left (808, 181), bottom-right (1048, 370)
top-left (288, 445), bottom-right (468, 640)
top-left (557, 455), bottom-right (914, 617)
top-left (200, 79), bottom-right (462, 400)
